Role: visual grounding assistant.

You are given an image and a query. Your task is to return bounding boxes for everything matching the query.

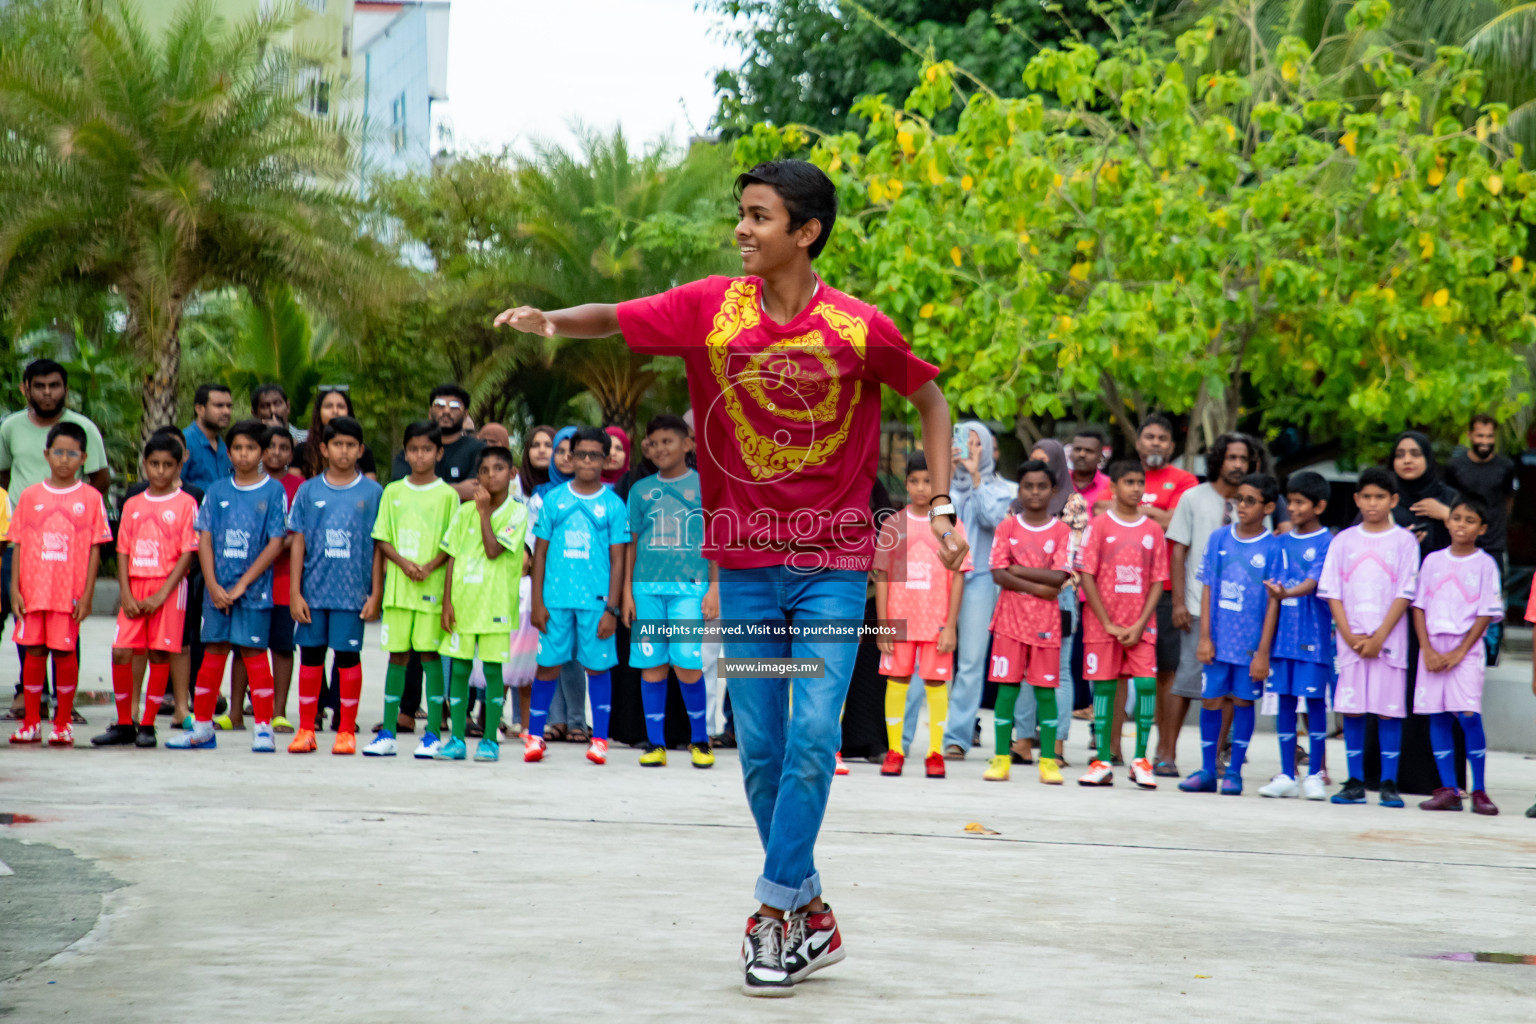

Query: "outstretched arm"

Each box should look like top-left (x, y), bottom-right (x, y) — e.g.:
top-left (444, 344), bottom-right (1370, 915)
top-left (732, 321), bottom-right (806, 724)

top-left (494, 304), bottom-right (621, 339)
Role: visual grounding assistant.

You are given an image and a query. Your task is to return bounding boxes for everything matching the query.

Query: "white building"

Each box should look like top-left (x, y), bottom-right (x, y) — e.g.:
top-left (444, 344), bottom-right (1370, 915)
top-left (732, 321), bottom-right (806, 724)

top-left (350, 1), bottom-right (451, 178)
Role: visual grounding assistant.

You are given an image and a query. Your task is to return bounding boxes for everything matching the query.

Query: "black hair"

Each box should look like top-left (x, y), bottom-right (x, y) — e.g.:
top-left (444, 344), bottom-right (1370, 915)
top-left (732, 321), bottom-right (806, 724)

top-left (1469, 413), bottom-right (1497, 432)
top-left (430, 383), bottom-right (471, 406)
top-left (250, 382), bottom-right (287, 414)
top-left (519, 424), bottom-right (555, 497)
top-left (1284, 470), bottom-right (1330, 506)
top-left (402, 420), bottom-right (443, 449)
top-left (263, 429), bottom-right (293, 451)
top-left (45, 421), bottom-right (87, 453)
top-left (1357, 466), bottom-right (1397, 495)
top-left (572, 426), bottom-right (611, 455)
top-left (323, 415), bottom-right (364, 445)
top-left (150, 424), bottom-right (185, 456)
top-left (23, 358), bottom-right (66, 385)
top-left (735, 159), bottom-right (838, 260)
top-left (1239, 472), bottom-right (1279, 505)
top-left (1071, 428), bottom-right (1106, 446)
top-left (194, 382), bottom-right (231, 407)
top-left (644, 413), bottom-right (691, 439)
top-left (1107, 458), bottom-right (1144, 483)
top-left (1138, 413), bottom-right (1174, 438)
top-left (226, 419), bottom-right (269, 449)
top-left (905, 451), bottom-right (928, 476)
top-left (1205, 432), bottom-right (1253, 480)
top-left (1018, 458), bottom-right (1055, 486)
top-left (143, 433), bottom-right (184, 462)
top-left (477, 445), bottom-right (514, 473)
top-left (1451, 494), bottom-right (1491, 524)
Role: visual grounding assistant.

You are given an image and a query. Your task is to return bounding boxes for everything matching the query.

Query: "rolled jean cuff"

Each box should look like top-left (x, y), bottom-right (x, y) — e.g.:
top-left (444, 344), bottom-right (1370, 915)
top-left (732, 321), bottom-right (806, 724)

top-left (755, 871), bottom-right (821, 912)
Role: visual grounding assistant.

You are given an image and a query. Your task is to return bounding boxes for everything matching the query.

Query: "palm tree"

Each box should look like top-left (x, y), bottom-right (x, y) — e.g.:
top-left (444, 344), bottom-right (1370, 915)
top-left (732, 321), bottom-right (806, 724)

top-left (0, 0), bottom-right (397, 438)
top-left (182, 285), bottom-right (337, 415)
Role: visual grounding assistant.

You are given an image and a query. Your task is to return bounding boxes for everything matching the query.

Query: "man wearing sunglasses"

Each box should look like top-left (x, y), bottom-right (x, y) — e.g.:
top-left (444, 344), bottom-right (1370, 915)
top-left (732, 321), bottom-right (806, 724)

top-left (391, 384), bottom-right (484, 501)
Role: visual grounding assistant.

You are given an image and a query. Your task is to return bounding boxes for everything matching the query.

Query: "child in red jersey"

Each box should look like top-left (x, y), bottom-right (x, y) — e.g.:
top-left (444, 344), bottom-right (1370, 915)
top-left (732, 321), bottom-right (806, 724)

top-left (8, 422), bottom-right (113, 746)
top-left (1075, 459), bottom-right (1168, 788)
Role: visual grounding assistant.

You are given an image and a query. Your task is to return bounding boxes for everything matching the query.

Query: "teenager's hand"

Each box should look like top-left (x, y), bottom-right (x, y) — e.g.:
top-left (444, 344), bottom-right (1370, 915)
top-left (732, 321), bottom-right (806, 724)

top-left (73, 594), bottom-right (92, 623)
top-left (1249, 652), bottom-right (1270, 683)
top-left (701, 585), bottom-right (719, 623)
top-left (226, 580), bottom-right (248, 604)
top-left (208, 582), bottom-right (233, 611)
top-left (142, 590), bottom-right (167, 613)
top-left (1121, 624), bottom-right (1145, 648)
top-left (360, 594), bottom-right (381, 622)
top-left (877, 635), bottom-right (895, 656)
top-left (937, 623), bottom-right (957, 655)
top-left (1264, 580), bottom-right (1286, 600)
top-left (440, 603), bottom-right (455, 635)
top-left (291, 594), bottom-right (312, 625)
top-left (494, 306), bottom-right (556, 336)
top-left (1443, 646), bottom-right (1467, 670)
top-left (472, 484), bottom-right (493, 514)
top-left (621, 590), bottom-right (636, 628)
top-left (404, 560), bottom-right (428, 583)
top-left (1422, 648), bottom-right (1446, 673)
top-left (931, 517), bottom-right (970, 573)
top-left (1171, 605), bottom-right (1192, 631)
top-left (119, 591), bottom-right (143, 619)
top-left (1358, 635), bottom-right (1384, 659)
top-left (1196, 637), bottom-right (1215, 664)
top-left (11, 590), bottom-right (24, 617)
top-left (530, 603), bottom-right (548, 634)
top-left (597, 610), bottom-right (617, 640)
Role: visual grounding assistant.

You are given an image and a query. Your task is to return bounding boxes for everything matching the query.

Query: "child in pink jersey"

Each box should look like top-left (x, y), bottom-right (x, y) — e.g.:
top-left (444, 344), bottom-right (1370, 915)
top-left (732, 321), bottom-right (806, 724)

top-left (1316, 467), bottom-right (1420, 807)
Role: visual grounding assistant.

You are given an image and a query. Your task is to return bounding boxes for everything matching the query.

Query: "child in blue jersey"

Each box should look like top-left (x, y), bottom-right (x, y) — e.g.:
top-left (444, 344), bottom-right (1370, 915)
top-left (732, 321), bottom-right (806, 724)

top-left (528, 426), bottom-right (630, 765)
top-left (1258, 471), bottom-right (1334, 800)
top-left (169, 421), bottom-right (288, 752)
top-left (1180, 473), bottom-right (1282, 796)
top-left (286, 416), bottom-right (384, 755)
top-left (622, 415), bottom-right (718, 769)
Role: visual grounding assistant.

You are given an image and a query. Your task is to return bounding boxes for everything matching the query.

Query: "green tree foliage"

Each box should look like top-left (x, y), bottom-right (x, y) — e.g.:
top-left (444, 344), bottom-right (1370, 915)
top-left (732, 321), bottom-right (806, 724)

top-left (735, 0), bottom-right (1535, 455)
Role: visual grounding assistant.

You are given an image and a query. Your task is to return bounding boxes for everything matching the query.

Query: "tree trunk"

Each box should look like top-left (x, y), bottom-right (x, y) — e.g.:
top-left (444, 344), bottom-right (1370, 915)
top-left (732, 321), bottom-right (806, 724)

top-left (139, 303), bottom-right (184, 443)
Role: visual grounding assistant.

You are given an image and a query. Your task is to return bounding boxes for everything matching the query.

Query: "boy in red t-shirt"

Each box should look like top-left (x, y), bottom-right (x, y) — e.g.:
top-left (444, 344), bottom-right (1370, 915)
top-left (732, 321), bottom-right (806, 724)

top-left (92, 434), bottom-right (199, 748)
top-left (8, 422), bottom-right (114, 746)
top-left (1076, 459), bottom-right (1168, 789)
top-left (986, 459), bottom-right (1072, 785)
top-left (873, 452), bottom-right (970, 779)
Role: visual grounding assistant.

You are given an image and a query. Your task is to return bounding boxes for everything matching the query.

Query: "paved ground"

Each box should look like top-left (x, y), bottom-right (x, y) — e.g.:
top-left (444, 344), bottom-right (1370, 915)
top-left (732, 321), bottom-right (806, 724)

top-left (3, 620), bottom-right (1536, 1022)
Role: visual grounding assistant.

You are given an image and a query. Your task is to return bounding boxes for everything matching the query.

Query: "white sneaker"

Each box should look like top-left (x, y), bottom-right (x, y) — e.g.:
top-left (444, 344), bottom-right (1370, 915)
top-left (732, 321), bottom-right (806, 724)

top-left (1258, 773), bottom-right (1299, 798)
top-left (251, 723), bottom-right (275, 753)
top-left (1301, 773), bottom-right (1328, 800)
top-left (363, 733), bottom-right (398, 757)
top-left (413, 734), bottom-right (441, 759)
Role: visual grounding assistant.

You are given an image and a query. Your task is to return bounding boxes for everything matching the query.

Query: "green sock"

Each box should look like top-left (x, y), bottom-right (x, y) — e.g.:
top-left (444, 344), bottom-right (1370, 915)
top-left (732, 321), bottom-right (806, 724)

top-left (382, 661), bottom-right (406, 734)
top-left (449, 658), bottom-right (472, 741)
top-left (1092, 680), bottom-right (1117, 761)
top-left (483, 667), bottom-right (504, 739)
top-left (1034, 685), bottom-right (1058, 759)
top-left (994, 684), bottom-right (1020, 757)
top-left (1133, 676), bottom-right (1156, 759)
top-left (423, 658), bottom-right (445, 736)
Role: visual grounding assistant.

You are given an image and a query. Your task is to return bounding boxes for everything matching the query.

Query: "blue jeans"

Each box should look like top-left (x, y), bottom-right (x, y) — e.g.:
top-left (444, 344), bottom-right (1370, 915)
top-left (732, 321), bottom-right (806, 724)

top-left (944, 572), bottom-right (999, 751)
top-left (721, 566), bottom-right (866, 911)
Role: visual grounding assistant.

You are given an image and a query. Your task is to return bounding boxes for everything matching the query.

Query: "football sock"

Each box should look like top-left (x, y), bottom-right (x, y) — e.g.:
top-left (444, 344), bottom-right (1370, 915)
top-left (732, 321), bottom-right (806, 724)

top-left (423, 658), bottom-right (446, 734)
top-left (1229, 702), bottom-right (1255, 778)
top-left (1276, 694), bottom-right (1298, 778)
top-left (1343, 714), bottom-right (1365, 780)
top-left (448, 658), bottom-right (472, 740)
top-left (297, 664), bottom-right (323, 731)
top-left (482, 670), bottom-right (505, 737)
top-left (1461, 712), bottom-right (1487, 792)
top-left (642, 679), bottom-right (668, 748)
top-left (1429, 712), bottom-right (1457, 789)
top-left (587, 671), bottom-right (612, 740)
top-left (530, 677), bottom-right (557, 739)
top-left (1092, 680), bottom-right (1117, 761)
top-left (1305, 697), bottom-right (1327, 772)
top-left (141, 661), bottom-right (170, 727)
top-left (1132, 676), bottom-right (1156, 759)
top-left (1377, 716), bottom-right (1402, 783)
top-left (193, 650), bottom-right (228, 723)
top-left (111, 661), bottom-right (134, 725)
top-left (1200, 706), bottom-right (1222, 776)
top-left (52, 652), bottom-right (79, 727)
top-left (680, 679), bottom-right (708, 744)
top-left (243, 654), bottom-right (275, 726)
top-left (21, 651), bottom-right (45, 725)
top-left (382, 661), bottom-right (406, 735)
top-left (924, 682), bottom-right (948, 756)
top-left (884, 678), bottom-right (910, 754)
top-left (337, 662), bottom-right (362, 734)
top-left (993, 683), bottom-right (1020, 757)
top-left (1033, 685), bottom-right (1058, 758)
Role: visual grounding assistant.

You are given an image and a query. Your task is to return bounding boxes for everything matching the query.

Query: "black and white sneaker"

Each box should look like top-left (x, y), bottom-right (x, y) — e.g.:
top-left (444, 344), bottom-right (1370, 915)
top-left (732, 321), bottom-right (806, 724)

top-left (740, 914), bottom-right (794, 997)
top-left (784, 903), bottom-right (846, 982)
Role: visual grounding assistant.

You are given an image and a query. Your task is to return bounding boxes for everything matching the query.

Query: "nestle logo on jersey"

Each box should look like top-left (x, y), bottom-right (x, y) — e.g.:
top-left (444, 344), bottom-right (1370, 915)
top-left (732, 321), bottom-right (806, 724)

top-left (1113, 565), bottom-right (1142, 594)
top-left (41, 531), bottom-right (69, 561)
top-left (323, 527), bottom-right (352, 559)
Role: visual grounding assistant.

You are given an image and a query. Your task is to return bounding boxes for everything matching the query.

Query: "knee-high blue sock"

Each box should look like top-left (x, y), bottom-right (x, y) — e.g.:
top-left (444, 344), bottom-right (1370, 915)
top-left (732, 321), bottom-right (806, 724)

top-left (1429, 712), bottom-right (1457, 789)
top-left (1305, 698), bottom-right (1327, 775)
top-left (530, 677), bottom-right (558, 738)
top-left (1200, 707), bottom-right (1222, 776)
top-left (587, 671), bottom-right (612, 740)
top-left (1343, 715), bottom-right (1365, 781)
top-left (1461, 712), bottom-right (1487, 792)
top-left (640, 679), bottom-right (667, 747)
top-left (1276, 695), bottom-right (1298, 778)
top-left (1229, 703), bottom-right (1256, 778)
top-left (680, 680), bottom-right (708, 744)
top-left (1377, 716), bottom-right (1403, 783)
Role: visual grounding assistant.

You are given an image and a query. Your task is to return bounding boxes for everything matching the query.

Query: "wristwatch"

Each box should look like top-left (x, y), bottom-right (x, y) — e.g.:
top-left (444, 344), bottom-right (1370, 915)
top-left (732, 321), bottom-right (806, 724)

top-left (928, 502), bottom-right (957, 522)
top-left (604, 604), bottom-right (620, 618)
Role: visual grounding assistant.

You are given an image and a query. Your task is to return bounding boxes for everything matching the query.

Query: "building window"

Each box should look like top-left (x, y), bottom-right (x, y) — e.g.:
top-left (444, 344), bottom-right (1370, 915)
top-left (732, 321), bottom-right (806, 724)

top-left (307, 77), bottom-right (330, 117)
top-left (303, 0), bottom-right (326, 11)
top-left (391, 93), bottom-right (407, 153)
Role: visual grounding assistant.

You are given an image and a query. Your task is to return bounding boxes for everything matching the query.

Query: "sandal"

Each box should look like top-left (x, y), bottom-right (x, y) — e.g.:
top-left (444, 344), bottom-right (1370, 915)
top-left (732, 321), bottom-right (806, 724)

top-left (566, 726), bottom-right (590, 743)
top-left (1009, 738), bottom-right (1034, 765)
top-left (414, 708), bottom-right (428, 720)
top-left (711, 731), bottom-right (736, 749)
top-left (544, 722), bottom-right (568, 742)
top-left (1153, 760), bottom-right (1180, 777)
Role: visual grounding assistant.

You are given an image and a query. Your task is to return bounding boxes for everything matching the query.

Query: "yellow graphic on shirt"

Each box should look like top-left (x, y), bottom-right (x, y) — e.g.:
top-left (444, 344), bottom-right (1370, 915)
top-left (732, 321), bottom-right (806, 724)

top-left (706, 281), bottom-right (865, 480)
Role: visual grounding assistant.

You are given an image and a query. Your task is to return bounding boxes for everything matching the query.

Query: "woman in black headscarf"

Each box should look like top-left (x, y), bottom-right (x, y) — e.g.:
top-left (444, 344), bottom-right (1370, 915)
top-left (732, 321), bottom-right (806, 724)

top-left (1387, 430), bottom-right (1457, 554)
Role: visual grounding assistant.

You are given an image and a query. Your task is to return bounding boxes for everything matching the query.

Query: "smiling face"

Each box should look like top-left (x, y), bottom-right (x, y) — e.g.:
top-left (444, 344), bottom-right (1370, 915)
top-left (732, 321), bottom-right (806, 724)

top-left (1469, 421), bottom-right (1496, 460)
top-left (735, 183), bottom-right (819, 277)
top-left (647, 428), bottom-right (691, 475)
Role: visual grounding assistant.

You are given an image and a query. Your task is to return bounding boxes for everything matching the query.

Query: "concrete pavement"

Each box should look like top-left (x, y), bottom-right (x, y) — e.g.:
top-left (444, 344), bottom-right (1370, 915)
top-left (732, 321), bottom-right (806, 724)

top-left (3, 618), bottom-right (1536, 1022)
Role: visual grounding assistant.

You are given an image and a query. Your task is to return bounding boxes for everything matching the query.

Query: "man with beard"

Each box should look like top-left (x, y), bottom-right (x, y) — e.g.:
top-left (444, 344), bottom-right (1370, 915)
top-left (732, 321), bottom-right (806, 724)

top-left (391, 384), bottom-right (484, 499)
top-left (1162, 432), bottom-right (1257, 775)
top-left (181, 383), bottom-right (233, 492)
top-left (252, 383), bottom-right (308, 445)
top-left (1444, 414), bottom-right (1516, 573)
top-left (0, 359), bottom-right (110, 718)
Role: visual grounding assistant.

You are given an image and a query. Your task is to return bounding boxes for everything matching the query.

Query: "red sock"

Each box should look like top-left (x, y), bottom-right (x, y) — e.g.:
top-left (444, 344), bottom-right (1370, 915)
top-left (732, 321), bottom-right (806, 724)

top-left (141, 661), bottom-right (170, 727)
top-left (111, 661), bottom-right (134, 725)
top-left (337, 664), bottom-right (362, 734)
top-left (53, 652), bottom-right (79, 727)
top-left (243, 654), bottom-right (275, 726)
top-left (298, 664), bottom-right (323, 730)
top-left (193, 651), bottom-right (228, 723)
top-left (22, 652), bottom-right (46, 726)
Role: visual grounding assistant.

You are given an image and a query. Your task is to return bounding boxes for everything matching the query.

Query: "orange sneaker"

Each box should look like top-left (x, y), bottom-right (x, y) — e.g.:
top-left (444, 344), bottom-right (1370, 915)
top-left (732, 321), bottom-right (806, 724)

top-left (46, 724), bottom-right (75, 747)
top-left (10, 721), bottom-right (42, 744)
top-left (287, 728), bottom-right (317, 754)
top-left (332, 731), bottom-right (356, 755)
top-left (586, 737), bottom-right (608, 765)
top-left (924, 752), bottom-right (946, 778)
top-left (880, 750), bottom-right (904, 776)
top-left (523, 734), bottom-right (546, 762)
top-left (834, 752), bottom-right (850, 776)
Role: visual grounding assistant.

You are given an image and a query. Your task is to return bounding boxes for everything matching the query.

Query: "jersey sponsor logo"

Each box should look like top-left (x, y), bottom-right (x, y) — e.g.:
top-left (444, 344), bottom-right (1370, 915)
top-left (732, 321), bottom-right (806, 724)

top-left (222, 528), bottom-right (251, 560)
top-left (41, 531), bottom-right (69, 561)
top-left (132, 538), bottom-right (162, 568)
top-left (1250, 553), bottom-right (1266, 568)
top-left (1141, 534), bottom-right (1154, 550)
top-left (1043, 539), bottom-right (1056, 554)
top-left (1303, 547), bottom-right (1316, 561)
top-left (162, 509), bottom-right (177, 525)
top-left (1114, 565), bottom-right (1143, 594)
top-left (1219, 579), bottom-right (1245, 612)
top-left (324, 528), bottom-right (352, 559)
top-left (72, 502), bottom-right (85, 516)
top-left (314, 500), bottom-right (327, 508)
top-left (220, 501), bottom-right (230, 508)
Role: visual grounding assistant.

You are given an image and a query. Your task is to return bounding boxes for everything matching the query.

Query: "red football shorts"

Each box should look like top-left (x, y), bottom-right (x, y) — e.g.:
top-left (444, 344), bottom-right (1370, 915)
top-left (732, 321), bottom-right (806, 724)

top-left (878, 640), bottom-right (953, 681)
top-left (1083, 638), bottom-right (1156, 681)
top-left (113, 577), bottom-right (188, 653)
top-left (987, 634), bottom-right (1062, 687)
top-left (15, 609), bottom-right (80, 652)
